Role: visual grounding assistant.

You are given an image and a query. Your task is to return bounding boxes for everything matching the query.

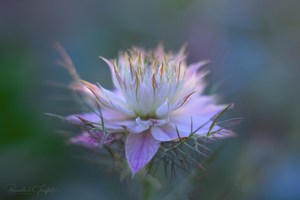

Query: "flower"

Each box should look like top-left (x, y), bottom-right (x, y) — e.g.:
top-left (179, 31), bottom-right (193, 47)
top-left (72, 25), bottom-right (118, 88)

top-left (66, 45), bottom-right (233, 175)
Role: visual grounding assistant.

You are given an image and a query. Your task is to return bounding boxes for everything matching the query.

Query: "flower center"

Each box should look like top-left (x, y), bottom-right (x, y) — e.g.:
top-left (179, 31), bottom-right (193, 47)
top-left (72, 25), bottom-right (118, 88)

top-left (103, 47), bottom-right (195, 120)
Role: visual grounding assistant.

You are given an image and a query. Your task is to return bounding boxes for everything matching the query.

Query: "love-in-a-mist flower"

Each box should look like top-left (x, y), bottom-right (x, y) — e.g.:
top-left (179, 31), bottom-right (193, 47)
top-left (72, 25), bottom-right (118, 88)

top-left (64, 45), bottom-right (234, 175)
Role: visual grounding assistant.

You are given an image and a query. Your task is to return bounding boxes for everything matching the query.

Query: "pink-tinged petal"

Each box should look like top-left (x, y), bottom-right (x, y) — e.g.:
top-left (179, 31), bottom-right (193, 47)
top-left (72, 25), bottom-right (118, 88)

top-left (181, 61), bottom-right (209, 93)
top-left (69, 131), bottom-right (121, 149)
top-left (69, 132), bottom-right (99, 148)
top-left (66, 109), bottom-right (131, 131)
top-left (126, 131), bottom-right (160, 175)
top-left (151, 125), bottom-right (181, 141)
top-left (66, 113), bottom-right (100, 124)
top-left (102, 108), bottom-right (129, 121)
top-left (79, 80), bottom-right (102, 98)
top-left (66, 108), bottom-right (127, 124)
top-left (186, 61), bottom-right (209, 76)
top-left (69, 81), bottom-right (100, 98)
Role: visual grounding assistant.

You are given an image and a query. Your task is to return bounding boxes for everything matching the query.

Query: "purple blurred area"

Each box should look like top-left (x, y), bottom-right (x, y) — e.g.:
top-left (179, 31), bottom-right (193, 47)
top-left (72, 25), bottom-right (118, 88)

top-left (0, 0), bottom-right (300, 199)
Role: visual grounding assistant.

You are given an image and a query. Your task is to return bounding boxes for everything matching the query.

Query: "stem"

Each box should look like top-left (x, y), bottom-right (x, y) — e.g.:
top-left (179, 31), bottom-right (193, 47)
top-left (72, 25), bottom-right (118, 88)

top-left (142, 178), bottom-right (152, 200)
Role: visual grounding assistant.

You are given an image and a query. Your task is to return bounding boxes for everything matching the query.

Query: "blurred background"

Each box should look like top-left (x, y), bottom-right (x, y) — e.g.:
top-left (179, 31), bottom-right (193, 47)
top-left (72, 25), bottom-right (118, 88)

top-left (1, 0), bottom-right (300, 199)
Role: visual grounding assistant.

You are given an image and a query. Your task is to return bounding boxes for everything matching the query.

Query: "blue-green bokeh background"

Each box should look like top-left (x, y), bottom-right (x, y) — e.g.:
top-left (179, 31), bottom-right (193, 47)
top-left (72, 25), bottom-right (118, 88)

top-left (1, 0), bottom-right (300, 199)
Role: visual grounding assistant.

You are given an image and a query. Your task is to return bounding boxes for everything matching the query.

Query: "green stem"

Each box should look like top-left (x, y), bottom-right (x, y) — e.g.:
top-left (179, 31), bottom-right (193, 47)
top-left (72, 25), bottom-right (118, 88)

top-left (142, 178), bottom-right (152, 200)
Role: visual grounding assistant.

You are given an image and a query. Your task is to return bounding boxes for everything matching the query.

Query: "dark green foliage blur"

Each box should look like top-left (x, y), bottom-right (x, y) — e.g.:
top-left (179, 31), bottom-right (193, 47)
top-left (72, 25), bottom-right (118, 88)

top-left (1, 0), bottom-right (300, 199)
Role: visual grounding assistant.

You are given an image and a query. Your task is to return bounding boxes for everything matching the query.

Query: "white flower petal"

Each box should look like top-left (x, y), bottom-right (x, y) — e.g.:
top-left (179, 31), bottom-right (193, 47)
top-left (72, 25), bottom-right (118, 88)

top-left (155, 99), bottom-right (170, 118)
top-left (100, 56), bottom-right (123, 90)
top-left (96, 86), bottom-right (135, 117)
top-left (156, 91), bottom-right (195, 117)
top-left (169, 115), bottom-right (232, 138)
top-left (170, 115), bottom-right (204, 135)
top-left (115, 119), bottom-right (150, 134)
top-left (210, 129), bottom-right (235, 138)
top-left (172, 96), bottom-right (227, 116)
top-left (66, 108), bottom-right (131, 131)
top-left (151, 125), bottom-right (182, 141)
top-left (135, 83), bottom-right (156, 115)
top-left (186, 61), bottom-right (209, 74)
top-left (136, 117), bottom-right (169, 127)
